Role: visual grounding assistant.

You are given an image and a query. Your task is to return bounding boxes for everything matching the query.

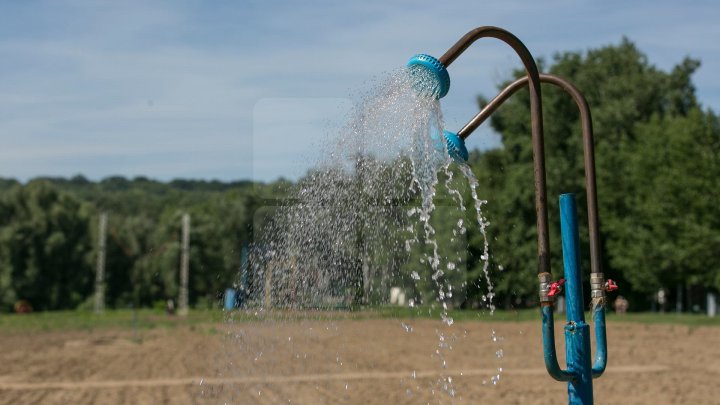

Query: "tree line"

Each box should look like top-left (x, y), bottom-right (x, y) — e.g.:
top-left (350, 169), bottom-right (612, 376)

top-left (0, 176), bottom-right (288, 311)
top-left (0, 39), bottom-right (717, 312)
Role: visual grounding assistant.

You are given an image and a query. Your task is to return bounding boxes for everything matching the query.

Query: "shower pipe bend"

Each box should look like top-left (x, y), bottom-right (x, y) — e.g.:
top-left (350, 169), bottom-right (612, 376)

top-left (458, 73), bottom-right (609, 379)
top-left (458, 73), bottom-right (603, 284)
top-left (439, 26), bottom-right (550, 278)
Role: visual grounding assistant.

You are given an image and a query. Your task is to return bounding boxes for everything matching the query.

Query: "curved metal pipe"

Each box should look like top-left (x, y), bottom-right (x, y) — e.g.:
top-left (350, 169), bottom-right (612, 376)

top-left (462, 73), bottom-right (610, 379)
top-left (457, 73), bottom-right (602, 284)
top-left (440, 26), bottom-right (550, 278)
top-left (591, 307), bottom-right (607, 378)
top-left (542, 305), bottom-right (576, 382)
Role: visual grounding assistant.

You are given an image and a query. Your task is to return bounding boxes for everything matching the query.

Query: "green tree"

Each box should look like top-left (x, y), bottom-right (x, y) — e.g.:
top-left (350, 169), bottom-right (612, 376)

top-left (470, 39), bottom-right (714, 307)
top-left (0, 181), bottom-right (93, 311)
top-left (610, 109), bottom-right (720, 293)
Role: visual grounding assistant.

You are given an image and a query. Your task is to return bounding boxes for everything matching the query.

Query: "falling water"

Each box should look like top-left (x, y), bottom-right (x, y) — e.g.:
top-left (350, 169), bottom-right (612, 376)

top-left (247, 67), bottom-right (447, 311)
top-left (224, 66), bottom-right (504, 403)
top-left (458, 164), bottom-right (495, 314)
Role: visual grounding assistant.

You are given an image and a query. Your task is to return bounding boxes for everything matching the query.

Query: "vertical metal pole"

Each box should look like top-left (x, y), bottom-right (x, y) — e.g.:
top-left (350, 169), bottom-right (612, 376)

top-left (264, 262), bottom-right (273, 309)
top-left (240, 243), bottom-right (249, 308)
top-left (179, 213), bottom-right (190, 316)
top-left (560, 194), bottom-right (593, 404)
top-left (355, 154), bottom-right (368, 305)
top-left (94, 213), bottom-right (107, 314)
top-left (708, 292), bottom-right (717, 317)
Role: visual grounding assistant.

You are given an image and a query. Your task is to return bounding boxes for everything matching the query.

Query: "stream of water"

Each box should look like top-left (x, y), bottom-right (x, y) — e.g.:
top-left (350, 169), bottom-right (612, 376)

top-left (235, 66), bottom-right (503, 403)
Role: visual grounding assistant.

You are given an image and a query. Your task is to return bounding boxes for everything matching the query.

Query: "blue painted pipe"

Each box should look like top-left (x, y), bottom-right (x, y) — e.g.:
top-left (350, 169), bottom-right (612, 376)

top-left (542, 305), bottom-right (575, 382)
top-left (591, 306), bottom-right (607, 378)
top-left (560, 194), bottom-right (594, 404)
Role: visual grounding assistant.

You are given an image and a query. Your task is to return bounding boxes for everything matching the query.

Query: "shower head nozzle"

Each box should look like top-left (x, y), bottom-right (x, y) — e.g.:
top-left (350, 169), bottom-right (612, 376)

top-left (406, 54), bottom-right (450, 99)
top-left (444, 130), bottom-right (468, 163)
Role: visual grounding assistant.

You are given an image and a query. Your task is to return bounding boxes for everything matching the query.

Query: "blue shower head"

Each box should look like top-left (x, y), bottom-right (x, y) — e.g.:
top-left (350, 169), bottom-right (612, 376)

top-left (444, 130), bottom-right (468, 163)
top-left (406, 55), bottom-right (462, 161)
top-left (406, 54), bottom-right (450, 99)
top-left (431, 128), bottom-right (468, 163)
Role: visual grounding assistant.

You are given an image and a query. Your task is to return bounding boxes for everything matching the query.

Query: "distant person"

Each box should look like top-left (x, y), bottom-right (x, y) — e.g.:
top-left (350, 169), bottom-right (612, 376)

top-left (614, 296), bottom-right (629, 314)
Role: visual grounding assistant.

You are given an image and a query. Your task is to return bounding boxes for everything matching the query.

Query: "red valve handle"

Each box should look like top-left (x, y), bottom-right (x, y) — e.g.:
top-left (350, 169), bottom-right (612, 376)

top-left (605, 279), bottom-right (618, 292)
top-left (548, 278), bottom-right (566, 297)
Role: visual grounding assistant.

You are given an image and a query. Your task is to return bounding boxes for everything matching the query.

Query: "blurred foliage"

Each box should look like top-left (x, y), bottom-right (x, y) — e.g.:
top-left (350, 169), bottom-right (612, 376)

top-left (0, 176), bottom-right (290, 311)
top-left (0, 180), bottom-right (93, 311)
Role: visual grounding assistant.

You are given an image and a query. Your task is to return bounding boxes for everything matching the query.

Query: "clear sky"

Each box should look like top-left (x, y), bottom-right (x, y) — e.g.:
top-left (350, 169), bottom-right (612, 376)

top-left (1, 0), bottom-right (719, 183)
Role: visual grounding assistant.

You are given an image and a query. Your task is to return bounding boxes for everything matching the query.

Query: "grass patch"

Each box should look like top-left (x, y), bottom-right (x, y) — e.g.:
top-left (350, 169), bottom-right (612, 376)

top-left (365, 306), bottom-right (539, 322)
top-left (2, 307), bottom-right (718, 332)
top-left (605, 312), bottom-right (720, 327)
top-left (221, 306), bottom-right (541, 324)
top-left (0, 308), bottom-right (224, 332)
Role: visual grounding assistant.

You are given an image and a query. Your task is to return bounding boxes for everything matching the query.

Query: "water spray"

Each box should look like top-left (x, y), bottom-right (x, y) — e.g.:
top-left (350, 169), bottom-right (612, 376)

top-left (407, 26), bottom-right (617, 404)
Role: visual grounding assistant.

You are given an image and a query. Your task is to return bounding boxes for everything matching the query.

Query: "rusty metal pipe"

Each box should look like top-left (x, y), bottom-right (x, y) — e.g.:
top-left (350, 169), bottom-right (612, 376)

top-left (458, 74), bottom-right (602, 285)
top-left (440, 26), bottom-right (550, 278)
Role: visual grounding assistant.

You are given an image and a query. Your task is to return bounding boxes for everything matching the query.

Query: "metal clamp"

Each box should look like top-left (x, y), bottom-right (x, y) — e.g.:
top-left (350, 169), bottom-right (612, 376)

top-left (590, 273), bottom-right (605, 299)
top-left (539, 272), bottom-right (553, 304)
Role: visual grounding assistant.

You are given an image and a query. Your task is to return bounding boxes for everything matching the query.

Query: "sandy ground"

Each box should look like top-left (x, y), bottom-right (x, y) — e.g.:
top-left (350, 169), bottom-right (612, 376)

top-left (1, 315), bottom-right (719, 404)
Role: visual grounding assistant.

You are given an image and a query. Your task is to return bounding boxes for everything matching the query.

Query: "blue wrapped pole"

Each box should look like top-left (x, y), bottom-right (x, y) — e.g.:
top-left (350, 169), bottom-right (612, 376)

top-left (560, 193), bottom-right (594, 404)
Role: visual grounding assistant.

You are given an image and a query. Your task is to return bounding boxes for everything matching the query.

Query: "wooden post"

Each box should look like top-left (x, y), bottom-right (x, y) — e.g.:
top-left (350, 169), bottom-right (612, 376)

top-left (94, 213), bottom-right (107, 314)
top-left (264, 261), bottom-right (273, 309)
top-left (178, 213), bottom-right (190, 316)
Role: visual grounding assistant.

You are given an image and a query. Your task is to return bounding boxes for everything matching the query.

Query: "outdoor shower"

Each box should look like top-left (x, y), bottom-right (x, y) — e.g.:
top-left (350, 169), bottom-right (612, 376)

top-left (407, 26), bottom-right (617, 404)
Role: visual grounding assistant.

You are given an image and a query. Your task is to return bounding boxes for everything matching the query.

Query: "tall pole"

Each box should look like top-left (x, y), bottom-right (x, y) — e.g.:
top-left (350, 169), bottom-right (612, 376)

top-left (179, 213), bottom-right (190, 316)
top-left (94, 213), bottom-right (107, 314)
top-left (264, 261), bottom-right (273, 309)
top-left (560, 194), bottom-right (593, 404)
top-left (355, 154), bottom-right (368, 305)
